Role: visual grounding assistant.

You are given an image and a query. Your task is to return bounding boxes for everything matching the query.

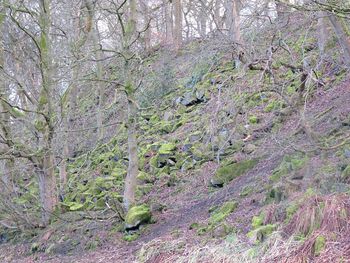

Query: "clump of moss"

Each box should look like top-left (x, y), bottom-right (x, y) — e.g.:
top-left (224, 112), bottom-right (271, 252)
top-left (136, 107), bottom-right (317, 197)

top-left (270, 153), bottom-right (308, 182)
top-left (158, 143), bottom-right (177, 154)
top-left (125, 205), bottom-right (151, 229)
top-left (286, 202), bottom-right (299, 223)
top-left (240, 185), bottom-right (254, 197)
top-left (211, 159), bottom-right (258, 186)
top-left (314, 235), bottom-right (326, 256)
top-left (264, 100), bottom-right (285, 112)
top-left (123, 233), bottom-right (139, 242)
top-left (247, 224), bottom-right (277, 244)
top-left (209, 201), bottom-right (238, 225)
top-left (252, 213), bottom-right (264, 229)
top-left (249, 115), bottom-right (259, 124)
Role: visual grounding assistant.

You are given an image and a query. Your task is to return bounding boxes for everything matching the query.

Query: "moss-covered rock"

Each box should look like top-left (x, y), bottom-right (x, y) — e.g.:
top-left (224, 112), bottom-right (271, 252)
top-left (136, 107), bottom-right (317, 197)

top-left (209, 201), bottom-right (238, 225)
top-left (158, 143), bottom-right (177, 154)
top-left (125, 205), bottom-right (152, 230)
top-left (211, 223), bottom-right (235, 238)
top-left (137, 171), bottom-right (155, 184)
top-left (251, 214), bottom-right (264, 229)
top-left (247, 224), bottom-right (276, 243)
top-left (270, 153), bottom-right (308, 182)
top-left (210, 159), bottom-right (258, 187)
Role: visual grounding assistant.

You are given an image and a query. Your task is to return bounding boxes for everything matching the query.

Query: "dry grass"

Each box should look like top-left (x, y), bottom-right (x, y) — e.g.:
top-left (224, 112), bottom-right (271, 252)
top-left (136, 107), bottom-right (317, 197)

top-left (136, 194), bottom-right (350, 263)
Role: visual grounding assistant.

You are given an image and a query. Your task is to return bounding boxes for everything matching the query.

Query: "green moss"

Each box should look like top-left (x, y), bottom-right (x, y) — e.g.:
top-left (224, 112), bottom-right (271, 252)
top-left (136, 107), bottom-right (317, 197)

top-left (240, 186), bottom-right (254, 197)
top-left (264, 100), bottom-right (285, 113)
top-left (136, 184), bottom-right (153, 197)
top-left (249, 115), bottom-right (259, 124)
top-left (123, 233), bottom-right (139, 242)
top-left (137, 172), bottom-right (154, 183)
top-left (158, 143), bottom-right (176, 154)
top-left (247, 224), bottom-right (276, 244)
top-left (125, 205), bottom-right (151, 228)
top-left (342, 165), bottom-right (350, 179)
top-left (34, 120), bottom-right (46, 132)
top-left (286, 202), bottom-right (299, 223)
top-left (252, 214), bottom-right (264, 229)
top-left (111, 167), bottom-right (126, 181)
top-left (209, 201), bottom-right (238, 225)
top-left (270, 153), bottom-right (308, 182)
top-left (212, 159), bottom-right (258, 185)
top-left (314, 235), bottom-right (326, 256)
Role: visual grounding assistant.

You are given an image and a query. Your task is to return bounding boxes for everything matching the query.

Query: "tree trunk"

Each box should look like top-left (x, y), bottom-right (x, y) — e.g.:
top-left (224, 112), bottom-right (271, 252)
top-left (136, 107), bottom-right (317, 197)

top-left (92, 21), bottom-right (105, 142)
top-left (0, 12), bottom-right (13, 193)
top-left (173, 0), bottom-right (182, 47)
top-left (164, 0), bottom-right (173, 45)
top-left (123, 93), bottom-right (139, 211)
top-left (317, 11), bottom-right (328, 55)
top-left (328, 14), bottom-right (350, 68)
top-left (37, 153), bottom-right (57, 225)
top-left (37, 0), bottom-right (58, 226)
top-left (141, 1), bottom-right (151, 51)
top-left (225, 0), bottom-right (242, 44)
top-left (122, 0), bottom-right (139, 212)
top-left (200, 0), bottom-right (207, 38)
top-left (214, 0), bottom-right (224, 31)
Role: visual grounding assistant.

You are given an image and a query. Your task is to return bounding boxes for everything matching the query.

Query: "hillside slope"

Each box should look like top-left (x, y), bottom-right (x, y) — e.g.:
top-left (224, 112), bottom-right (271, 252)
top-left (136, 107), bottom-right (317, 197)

top-left (1, 13), bottom-right (350, 263)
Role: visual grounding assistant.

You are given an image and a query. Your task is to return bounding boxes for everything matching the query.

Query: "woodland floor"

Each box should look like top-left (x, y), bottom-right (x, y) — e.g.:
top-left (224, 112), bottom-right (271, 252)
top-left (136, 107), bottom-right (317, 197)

top-left (1, 78), bottom-right (349, 263)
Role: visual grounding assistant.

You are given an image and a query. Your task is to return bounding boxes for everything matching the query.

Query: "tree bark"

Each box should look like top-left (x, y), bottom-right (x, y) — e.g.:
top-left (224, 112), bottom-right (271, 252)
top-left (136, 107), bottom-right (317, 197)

top-left (122, 0), bottom-right (139, 212)
top-left (173, 0), bottom-right (183, 47)
top-left (164, 0), bottom-right (173, 45)
top-left (141, 1), bottom-right (151, 51)
top-left (199, 0), bottom-right (207, 38)
top-left (317, 11), bottom-right (328, 55)
top-left (123, 92), bottom-right (138, 211)
top-left (37, 0), bottom-right (58, 226)
top-left (225, 0), bottom-right (242, 44)
top-left (0, 9), bottom-right (13, 193)
top-left (328, 14), bottom-right (350, 68)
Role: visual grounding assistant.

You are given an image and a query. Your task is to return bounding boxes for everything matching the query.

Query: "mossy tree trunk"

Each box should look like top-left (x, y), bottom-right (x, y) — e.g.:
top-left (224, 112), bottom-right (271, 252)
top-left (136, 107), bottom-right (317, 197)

top-left (122, 0), bottom-right (139, 212)
top-left (328, 14), bottom-right (350, 68)
top-left (92, 20), bottom-right (105, 142)
top-left (36, 0), bottom-right (58, 226)
top-left (0, 10), bottom-right (14, 193)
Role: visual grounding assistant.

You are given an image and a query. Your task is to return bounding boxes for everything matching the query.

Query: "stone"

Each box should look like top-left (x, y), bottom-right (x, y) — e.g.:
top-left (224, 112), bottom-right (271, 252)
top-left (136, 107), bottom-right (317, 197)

top-left (210, 177), bottom-right (224, 188)
top-left (344, 149), bottom-right (350, 158)
top-left (189, 132), bottom-right (202, 142)
top-left (163, 111), bottom-right (174, 122)
top-left (181, 92), bottom-right (202, 106)
top-left (210, 159), bottom-right (258, 187)
top-left (182, 143), bottom-right (193, 153)
top-left (125, 205), bottom-right (151, 230)
top-left (158, 143), bottom-right (176, 154)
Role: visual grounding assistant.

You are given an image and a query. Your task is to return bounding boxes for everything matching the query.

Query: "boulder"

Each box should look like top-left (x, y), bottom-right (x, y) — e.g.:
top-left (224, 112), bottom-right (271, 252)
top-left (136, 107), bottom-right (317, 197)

top-left (180, 92), bottom-right (204, 106)
top-left (210, 159), bottom-right (258, 187)
top-left (247, 224), bottom-right (276, 243)
top-left (125, 205), bottom-right (152, 230)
